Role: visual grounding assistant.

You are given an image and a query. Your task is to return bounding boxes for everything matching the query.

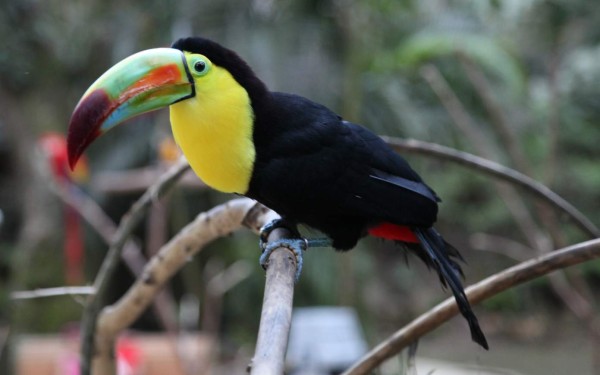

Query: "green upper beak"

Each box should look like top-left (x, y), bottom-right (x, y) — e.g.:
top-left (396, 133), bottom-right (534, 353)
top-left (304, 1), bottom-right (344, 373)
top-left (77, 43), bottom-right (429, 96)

top-left (67, 48), bottom-right (194, 169)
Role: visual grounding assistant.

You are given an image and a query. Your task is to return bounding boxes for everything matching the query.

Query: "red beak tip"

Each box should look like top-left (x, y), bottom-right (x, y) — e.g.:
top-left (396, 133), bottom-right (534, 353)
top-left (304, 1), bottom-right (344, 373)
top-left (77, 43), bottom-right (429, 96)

top-left (66, 89), bottom-right (110, 171)
top-left (66, 137), bottom-right (82, 171)
top-left (68, 154), bottom-right (79, 171)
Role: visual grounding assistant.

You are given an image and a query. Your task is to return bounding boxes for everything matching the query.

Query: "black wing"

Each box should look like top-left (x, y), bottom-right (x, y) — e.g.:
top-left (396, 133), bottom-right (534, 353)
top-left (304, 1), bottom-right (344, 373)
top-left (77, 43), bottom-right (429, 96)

top-left (338, 121), bottom-right (439, 227)
top-left (248, 92), bottom-right (439, 238)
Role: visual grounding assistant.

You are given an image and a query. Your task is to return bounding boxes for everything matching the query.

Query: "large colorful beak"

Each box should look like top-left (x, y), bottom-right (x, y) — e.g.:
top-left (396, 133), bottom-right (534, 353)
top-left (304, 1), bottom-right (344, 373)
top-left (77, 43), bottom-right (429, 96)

top-left (67, 48), bottom-right (194, 169)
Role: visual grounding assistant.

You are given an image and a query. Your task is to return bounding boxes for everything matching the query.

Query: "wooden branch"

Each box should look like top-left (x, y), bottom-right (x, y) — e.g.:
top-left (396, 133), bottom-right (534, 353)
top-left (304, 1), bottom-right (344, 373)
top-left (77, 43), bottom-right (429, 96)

top-left (91, 198), bottom-right (277, 374)
top-left (78, 134), bottom-right (596, 375)
top-left (249, 227), bottom-right (298, 375)
top-left (80, 157), bottom-right (190, 375)
top-left (342, 238), bottom-right (600, 375)
top-left (383, 137), bottom-right (600, 239)
top-left (470, 232), bottom-right (596, 320)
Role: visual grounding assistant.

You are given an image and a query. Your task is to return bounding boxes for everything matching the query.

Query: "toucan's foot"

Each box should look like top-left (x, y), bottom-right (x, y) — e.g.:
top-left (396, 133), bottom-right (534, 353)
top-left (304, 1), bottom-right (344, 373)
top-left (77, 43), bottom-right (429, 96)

top-left (258, 219), bottom-right (332, 282)
top-left (259, 218), bottom-right (301, 250)
top-left (260, 238), bottom-right (307, 282)
top-left (259, 218), bottom-right (305, 282)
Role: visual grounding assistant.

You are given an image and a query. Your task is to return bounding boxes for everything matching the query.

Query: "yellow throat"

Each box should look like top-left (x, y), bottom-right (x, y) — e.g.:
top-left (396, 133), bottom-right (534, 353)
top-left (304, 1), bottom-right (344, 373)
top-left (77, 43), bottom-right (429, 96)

top-left (169, 63), bottom-right (256, 194)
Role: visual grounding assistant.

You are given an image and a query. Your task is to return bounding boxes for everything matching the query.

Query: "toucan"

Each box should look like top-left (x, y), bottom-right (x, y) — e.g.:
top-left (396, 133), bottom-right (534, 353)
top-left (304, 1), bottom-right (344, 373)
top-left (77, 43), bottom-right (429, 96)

top-left (67, 37), bottom-right (488, 349)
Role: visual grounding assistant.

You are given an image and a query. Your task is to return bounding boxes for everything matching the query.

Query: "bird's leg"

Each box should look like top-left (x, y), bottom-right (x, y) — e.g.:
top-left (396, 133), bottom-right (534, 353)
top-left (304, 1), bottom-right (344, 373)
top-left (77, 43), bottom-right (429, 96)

top-left (259, 219), bottom-right (331, 282)
top-left (260, 238), bottom-right (307, 282)
top-left (305, 238), bottom-right (332, 248)
top-left (259, 218), bottom-right (301, 249)
top-left (259, 218), bottom-right (305, 282)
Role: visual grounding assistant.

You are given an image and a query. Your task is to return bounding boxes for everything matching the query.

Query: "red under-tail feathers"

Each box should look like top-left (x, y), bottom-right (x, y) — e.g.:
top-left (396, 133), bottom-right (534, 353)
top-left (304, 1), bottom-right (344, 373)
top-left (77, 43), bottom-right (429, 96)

top-left (368, 222), bottom-right (418, 243)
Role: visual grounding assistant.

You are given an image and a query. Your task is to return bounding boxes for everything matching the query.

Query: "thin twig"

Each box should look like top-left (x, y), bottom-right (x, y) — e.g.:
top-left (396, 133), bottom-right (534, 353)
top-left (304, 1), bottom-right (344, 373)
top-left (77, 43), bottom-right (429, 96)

top-left (50, 179), bottom-right (179, 332)
top-left (406, 341), bottom-right (418, 375)
top-left (206, 260), bottom-right (253, 296)
top-left (203, 260), bottom-right (253, 334)
top-left (342, 238), bottom-right (600, 375)
top-left (469, 233), bottom-right (532, 262)
top-left (421, 64), bottom-right (548, 251)
top-left (80, 157), bottom-right (190, 375)
top-left (420, 65), bottom-right (495, 156)
top-left (249, 227), bottom-right (298, 375)
top-left (92, 165), bottom-right (205, 194)
top-left (457, 52), bottom-right (532, 175)
top-left (11, 286), bottom-right (96, 300)
top-left (544, 48), bottom-right (562, 186)
top-left (50, 182), bottom-right (147, 276)
top-left (0, 326), bottom-right (9, 363)
top-left (383, 137), bottom-right (600, 239)
top-left (457, 53), bottom-right (572, 252)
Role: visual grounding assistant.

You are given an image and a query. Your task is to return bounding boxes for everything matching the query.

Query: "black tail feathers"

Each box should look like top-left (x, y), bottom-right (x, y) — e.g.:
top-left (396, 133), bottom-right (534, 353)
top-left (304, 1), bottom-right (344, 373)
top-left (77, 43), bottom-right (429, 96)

top-left (413, 227), bottom-right (489, 350)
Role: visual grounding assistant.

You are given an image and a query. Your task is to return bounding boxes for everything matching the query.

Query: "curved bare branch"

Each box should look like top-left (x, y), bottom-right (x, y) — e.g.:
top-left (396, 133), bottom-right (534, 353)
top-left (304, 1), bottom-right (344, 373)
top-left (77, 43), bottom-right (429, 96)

top-left (92, 198), bottom-right (278, 374)
top-left (383, 136), bottom-right (600, 238)
top-left (342, 238), bottom-right (600, 375)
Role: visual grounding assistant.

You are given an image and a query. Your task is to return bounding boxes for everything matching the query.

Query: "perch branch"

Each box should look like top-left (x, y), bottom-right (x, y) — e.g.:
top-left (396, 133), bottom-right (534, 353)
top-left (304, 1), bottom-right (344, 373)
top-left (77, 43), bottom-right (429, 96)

top-left (383, 137), bottom-right (600, 239)
top-left (248, 227), bottom-right (298, 375)
top-left (92, 198), bottom-right (277, 374)
top-left (81, 157), bottom-right (190, 375)
top-left (342, 238), bottom-right (600, 375)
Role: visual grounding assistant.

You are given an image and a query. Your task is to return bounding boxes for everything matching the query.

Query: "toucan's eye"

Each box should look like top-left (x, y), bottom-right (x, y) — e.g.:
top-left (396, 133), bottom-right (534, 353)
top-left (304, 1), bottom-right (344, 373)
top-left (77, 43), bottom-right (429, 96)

top-left (186, 54), bottom-right (211, 77)
top-left (194, 60), bottom-right (206, 73)
top-left (191, 57), bottom-right (210, 76)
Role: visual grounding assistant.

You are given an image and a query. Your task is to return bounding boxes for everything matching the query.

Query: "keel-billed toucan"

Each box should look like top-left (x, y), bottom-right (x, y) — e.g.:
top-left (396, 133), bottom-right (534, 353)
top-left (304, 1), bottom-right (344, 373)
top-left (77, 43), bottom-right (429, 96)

top-left (67, 37), bottom-right (488, 349)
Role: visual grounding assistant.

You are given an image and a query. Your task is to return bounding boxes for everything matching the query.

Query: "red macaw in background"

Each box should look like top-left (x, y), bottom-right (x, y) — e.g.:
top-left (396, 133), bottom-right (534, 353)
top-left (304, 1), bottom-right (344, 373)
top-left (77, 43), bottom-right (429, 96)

top-left (39, 133), bottom-right (88, 284)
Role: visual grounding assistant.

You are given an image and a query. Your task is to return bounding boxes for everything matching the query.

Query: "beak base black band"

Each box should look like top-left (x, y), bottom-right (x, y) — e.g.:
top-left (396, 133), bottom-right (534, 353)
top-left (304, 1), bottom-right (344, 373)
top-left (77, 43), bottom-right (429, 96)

top-left (172, 52), bottom-right (196, 104)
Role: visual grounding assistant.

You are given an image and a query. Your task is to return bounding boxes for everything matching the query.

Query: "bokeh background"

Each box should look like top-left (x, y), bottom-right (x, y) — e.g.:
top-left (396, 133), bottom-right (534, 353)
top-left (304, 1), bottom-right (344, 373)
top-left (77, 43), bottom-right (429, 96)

top-left (1, 0), bottom-right (599, 374)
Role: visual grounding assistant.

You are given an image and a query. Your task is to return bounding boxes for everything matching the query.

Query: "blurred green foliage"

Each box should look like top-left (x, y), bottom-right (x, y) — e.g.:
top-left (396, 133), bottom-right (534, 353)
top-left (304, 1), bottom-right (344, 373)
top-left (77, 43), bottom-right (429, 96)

top-left (1, 0), bottom-right (599, 365)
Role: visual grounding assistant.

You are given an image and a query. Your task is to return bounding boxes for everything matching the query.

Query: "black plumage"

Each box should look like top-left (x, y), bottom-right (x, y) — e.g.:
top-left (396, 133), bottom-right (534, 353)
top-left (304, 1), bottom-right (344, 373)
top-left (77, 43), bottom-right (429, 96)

top-left (172, 37), bottom-right (488, 349)
top-left (249, 92), bottom-right (438, 249)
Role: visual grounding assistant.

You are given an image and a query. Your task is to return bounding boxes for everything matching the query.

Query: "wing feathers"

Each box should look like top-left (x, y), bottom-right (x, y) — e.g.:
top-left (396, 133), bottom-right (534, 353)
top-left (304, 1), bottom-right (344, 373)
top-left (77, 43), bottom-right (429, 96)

top-left (369, 168), bottom-right (440, 203)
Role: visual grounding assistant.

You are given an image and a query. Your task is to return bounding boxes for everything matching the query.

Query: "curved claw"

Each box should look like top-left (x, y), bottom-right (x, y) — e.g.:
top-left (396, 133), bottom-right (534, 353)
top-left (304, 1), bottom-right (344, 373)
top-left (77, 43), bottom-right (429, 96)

top-left (259, 218), bottom-right (301, 250)
top-left (259, 238), bottom-right (307, 283)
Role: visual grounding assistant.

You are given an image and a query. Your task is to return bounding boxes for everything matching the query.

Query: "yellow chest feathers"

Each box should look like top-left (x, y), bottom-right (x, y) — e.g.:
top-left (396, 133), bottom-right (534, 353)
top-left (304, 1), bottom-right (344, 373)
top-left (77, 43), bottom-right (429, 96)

top-left (169, 65), bottom-right (256, 194)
